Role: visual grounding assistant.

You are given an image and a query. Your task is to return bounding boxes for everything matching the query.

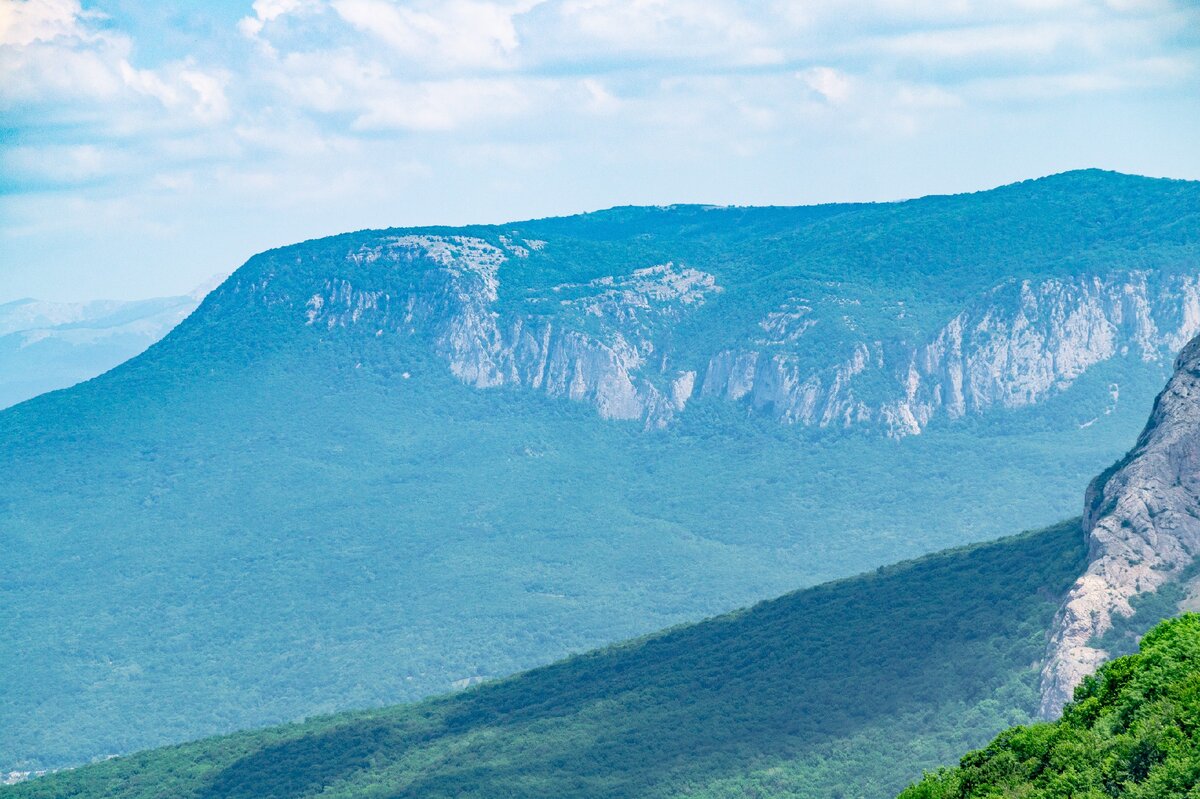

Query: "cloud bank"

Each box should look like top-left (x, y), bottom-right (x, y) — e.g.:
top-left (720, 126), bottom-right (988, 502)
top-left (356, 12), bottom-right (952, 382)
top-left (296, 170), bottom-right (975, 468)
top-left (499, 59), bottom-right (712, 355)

top-left (1, 0), bottom-right (1197, 300)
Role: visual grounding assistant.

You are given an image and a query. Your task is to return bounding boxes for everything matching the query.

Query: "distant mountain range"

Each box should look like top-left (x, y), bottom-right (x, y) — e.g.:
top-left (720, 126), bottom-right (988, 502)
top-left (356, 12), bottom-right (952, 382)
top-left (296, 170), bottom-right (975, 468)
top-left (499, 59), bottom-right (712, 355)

top-left (0, 282), bottom-right (217, 409)
top-left (2, 169), bottom-right (1199, 779)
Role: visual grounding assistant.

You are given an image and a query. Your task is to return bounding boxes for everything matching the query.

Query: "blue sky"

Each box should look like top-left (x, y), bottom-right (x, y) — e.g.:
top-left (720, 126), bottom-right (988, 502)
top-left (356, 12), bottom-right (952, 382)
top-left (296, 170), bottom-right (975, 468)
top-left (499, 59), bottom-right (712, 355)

top-left (1, 0), bottom-right (1198, 302)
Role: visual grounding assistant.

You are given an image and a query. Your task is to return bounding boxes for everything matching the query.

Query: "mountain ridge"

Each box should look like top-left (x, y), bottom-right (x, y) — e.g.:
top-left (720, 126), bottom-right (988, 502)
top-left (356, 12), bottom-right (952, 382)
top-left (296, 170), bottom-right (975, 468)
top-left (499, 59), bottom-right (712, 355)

top-left (169, 168), bottom-right (1200, 436)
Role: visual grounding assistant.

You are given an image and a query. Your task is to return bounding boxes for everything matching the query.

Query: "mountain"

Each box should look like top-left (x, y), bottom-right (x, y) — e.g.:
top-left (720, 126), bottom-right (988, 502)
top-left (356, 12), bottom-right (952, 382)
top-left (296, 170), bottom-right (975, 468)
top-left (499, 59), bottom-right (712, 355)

top-left (3, 169), bottom-right (1200, 772)
top-left (0, 284), bottom-right (213, 409)
top-left (1, 520), bottom-right (1087, 797)
top-left (276, 171), bottom-right (1200, 438)
top-left (901, 614), bottom-right (1200, 799)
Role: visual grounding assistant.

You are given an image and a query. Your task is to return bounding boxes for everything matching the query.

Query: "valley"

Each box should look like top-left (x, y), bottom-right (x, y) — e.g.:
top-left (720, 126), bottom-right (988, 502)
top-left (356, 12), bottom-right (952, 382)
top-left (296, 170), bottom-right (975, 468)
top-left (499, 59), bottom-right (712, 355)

top-left (2, 520), bottom-right (1088, 799)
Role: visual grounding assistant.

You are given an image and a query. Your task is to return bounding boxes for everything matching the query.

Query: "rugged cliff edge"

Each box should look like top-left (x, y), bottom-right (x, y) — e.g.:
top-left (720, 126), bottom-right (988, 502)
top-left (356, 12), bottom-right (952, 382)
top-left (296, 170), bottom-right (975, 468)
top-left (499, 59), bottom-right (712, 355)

top-left (239, 231), bottom-right (1200, 435)
top-left (1040, 334), bottom-right (1200, 717)
top-left (704, 273), bottom-right (1200, 434)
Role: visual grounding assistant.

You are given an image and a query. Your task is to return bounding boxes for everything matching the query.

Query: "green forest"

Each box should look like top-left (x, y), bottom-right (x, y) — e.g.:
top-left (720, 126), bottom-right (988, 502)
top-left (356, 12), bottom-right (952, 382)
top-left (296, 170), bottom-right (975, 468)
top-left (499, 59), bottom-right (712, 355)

top-left (900, 613), bottom-right (1200, 799)
top-left (3, 520), bottom-right (1086, 799)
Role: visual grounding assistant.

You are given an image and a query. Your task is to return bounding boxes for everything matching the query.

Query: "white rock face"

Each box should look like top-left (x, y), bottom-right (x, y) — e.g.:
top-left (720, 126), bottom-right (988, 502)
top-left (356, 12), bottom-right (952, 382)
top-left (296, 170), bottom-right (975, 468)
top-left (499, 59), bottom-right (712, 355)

top-left (705, 273), bottom-right (1200, 437)
top-left (300, 235), bottom-right (721, 428)
top-left (277, 234), bottom-right (1200, 435)
top-left (1039, 335), bottom-right (1200, 717)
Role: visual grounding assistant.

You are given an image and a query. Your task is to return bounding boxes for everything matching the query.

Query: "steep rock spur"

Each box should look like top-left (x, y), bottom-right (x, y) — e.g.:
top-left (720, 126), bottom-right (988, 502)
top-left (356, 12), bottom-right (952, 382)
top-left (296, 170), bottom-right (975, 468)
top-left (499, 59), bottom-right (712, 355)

top-left (1040, 335), bottom-right (1200, 717)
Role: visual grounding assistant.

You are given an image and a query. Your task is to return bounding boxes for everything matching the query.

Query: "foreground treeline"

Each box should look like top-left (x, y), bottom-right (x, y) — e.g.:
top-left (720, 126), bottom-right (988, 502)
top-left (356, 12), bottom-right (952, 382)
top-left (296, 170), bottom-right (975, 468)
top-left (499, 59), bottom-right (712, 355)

top-left (901, 614), bottom-right (1200, 799)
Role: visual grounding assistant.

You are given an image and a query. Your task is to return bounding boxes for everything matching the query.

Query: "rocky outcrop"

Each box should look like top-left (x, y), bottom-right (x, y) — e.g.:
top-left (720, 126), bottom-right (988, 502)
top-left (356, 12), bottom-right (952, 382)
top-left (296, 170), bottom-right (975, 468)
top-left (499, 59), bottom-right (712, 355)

top-left (250, 233), bottom-right (1200, 435)
top-left (299, 234), bottom-right (719, 428)
top-left (705, 273), bottom-right (1200, 436)
top-left (702, 343), bottom-right (876, 428)
top-left (1039, 335), bottom-right (1200, 718)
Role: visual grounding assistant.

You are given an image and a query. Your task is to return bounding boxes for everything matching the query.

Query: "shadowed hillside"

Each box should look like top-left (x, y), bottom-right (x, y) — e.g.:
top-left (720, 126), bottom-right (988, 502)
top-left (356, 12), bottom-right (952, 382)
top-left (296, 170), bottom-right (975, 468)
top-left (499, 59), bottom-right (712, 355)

top-left (4, 521), bottom-right (1085, 799)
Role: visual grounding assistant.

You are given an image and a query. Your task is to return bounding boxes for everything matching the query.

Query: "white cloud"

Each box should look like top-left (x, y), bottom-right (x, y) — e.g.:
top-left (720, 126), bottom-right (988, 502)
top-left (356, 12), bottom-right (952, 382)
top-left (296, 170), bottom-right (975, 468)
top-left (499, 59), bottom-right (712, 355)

top-left (877, 23), bottom-right (1070, 60)
top-left (969, 53), bottom-right (1196, 100)
top-left (330, 0), bottom-right (540, 70)
top-left (115, 61), bottom-right (230, 123)
top-left (259, 46), bottom-right (534, 131)
top-left (237, 0), bottom-right (324, 38)
top-left (533, 0), bottom-right (784, 66)
top-left (3, 0), bottom-right (1200, 306)
top-left (0, 0), bottom-right (95, 47)
top-left (353, 77), bottom-right (531, 131)
top-left (0, 0), bottom-right (126, 106)
top-left (579, 78), bottom-right (621, 114)
top-left (3, 142), bottom-right (126, 185)
top-left (799, 67), bottom-right (853, 105)
top-left (216, 0), bottom-right (1200, 146)
top-left (0, 37), bottom-right (124, 106)
top-left (178, 69), bottom-right (230, 123)
top-left (0, 0), bottom-right (229, 126)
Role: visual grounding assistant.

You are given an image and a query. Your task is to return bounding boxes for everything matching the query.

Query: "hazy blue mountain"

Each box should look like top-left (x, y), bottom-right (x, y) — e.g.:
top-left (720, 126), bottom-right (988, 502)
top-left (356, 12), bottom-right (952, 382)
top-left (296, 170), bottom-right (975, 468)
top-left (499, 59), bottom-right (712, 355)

top-left (13, 203), bottom-right (1200, 798)
top-left (2, 169), bottom-right (1199, 773)
top-left (0, 284), bottom-right (215, 409)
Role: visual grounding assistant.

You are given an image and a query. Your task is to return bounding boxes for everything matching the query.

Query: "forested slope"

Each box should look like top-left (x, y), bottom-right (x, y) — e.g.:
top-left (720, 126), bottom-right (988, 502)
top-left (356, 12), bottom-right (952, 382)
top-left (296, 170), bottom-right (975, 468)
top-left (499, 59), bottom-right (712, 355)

top-left (5, 521), bottom-right (1085, 799)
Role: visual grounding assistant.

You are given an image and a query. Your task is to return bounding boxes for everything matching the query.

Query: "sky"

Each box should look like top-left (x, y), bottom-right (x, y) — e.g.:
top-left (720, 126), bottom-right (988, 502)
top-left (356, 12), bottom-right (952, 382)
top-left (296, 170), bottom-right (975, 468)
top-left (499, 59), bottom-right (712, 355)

top-left (1, 0), bottom-right (1198, 302)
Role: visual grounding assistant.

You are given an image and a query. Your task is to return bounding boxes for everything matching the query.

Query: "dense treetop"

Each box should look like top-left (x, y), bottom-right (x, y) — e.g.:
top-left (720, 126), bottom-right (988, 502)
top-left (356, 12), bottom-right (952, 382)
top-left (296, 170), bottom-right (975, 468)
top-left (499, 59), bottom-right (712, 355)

top-left (900, 614), bottom-right (1200, 799)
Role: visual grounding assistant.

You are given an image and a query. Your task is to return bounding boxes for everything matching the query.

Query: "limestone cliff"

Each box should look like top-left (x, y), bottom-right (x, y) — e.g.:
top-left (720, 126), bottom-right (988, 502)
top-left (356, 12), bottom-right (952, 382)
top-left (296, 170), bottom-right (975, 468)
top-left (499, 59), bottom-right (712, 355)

top-left (297, 234), bottom-right (716, 428)
top-left (1039, 335), bottom-right (1200, 717)
top-left (231, 233), bottom-right (1200, 435)
top-left (705, 273), bottom-right (1200, 436)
